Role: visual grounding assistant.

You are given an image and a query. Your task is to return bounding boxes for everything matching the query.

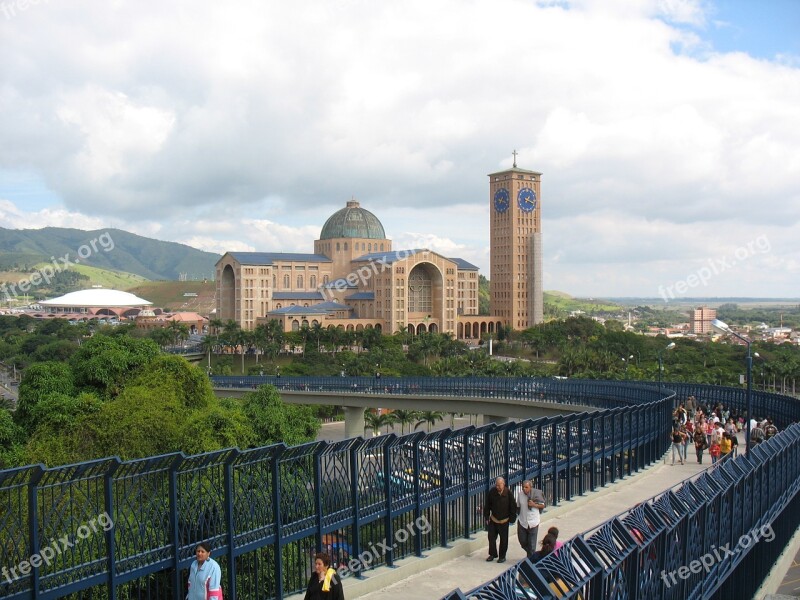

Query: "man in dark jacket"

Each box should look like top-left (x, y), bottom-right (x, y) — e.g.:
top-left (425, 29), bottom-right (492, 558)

top-left (484, 476), bottom-right (516, 563)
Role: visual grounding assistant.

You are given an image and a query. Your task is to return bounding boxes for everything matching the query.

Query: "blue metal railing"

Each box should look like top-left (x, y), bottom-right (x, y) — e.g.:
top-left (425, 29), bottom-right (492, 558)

top-left (445, 392), bottom-right (800, 600)
top-left (0, 378), bottom-right (797, 600)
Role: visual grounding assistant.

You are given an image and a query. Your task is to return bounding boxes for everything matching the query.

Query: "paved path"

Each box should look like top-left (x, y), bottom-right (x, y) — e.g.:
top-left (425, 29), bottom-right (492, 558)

top-left (351, 451), bottom-right (719, 599)
top-left (774, 546), bottom-right (800, 597)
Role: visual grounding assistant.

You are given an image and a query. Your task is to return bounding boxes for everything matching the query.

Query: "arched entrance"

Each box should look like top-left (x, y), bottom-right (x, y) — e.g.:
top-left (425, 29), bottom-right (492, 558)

top-left (220, 265), bottom-right (236, 322)
top-left (406, 262), bottom-right (444, 336)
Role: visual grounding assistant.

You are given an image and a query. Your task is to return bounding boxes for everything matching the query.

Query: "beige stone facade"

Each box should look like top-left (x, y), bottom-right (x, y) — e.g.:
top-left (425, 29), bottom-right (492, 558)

top-left (489, 166), bottom-right (544, 330)
top-left (217, 159), bottom-right (545, 338)
top-left (216, 202), bottom-right (482, 337)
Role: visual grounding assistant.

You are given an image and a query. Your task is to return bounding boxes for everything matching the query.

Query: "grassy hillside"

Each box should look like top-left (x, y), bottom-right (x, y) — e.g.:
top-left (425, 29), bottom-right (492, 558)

top-left (0, 227), bottom-right (219, 280)
top-left (127, 280), bottom-right (216, 314)
top-left (544, 290), bottom-right (621, 316)
top-left (57, 264), bottom-right (147, 290)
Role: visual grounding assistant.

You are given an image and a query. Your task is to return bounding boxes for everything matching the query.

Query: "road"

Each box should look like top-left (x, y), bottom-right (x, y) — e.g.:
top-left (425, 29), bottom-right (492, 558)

top-left (317, 414), bottom-right (478, 443)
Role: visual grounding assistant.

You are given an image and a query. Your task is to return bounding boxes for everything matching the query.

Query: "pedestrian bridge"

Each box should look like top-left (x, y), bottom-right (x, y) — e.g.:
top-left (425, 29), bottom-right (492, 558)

top-left (212, 376), bottom-right (635, 437)
top-left (0, 379), bottom-right (797, 600)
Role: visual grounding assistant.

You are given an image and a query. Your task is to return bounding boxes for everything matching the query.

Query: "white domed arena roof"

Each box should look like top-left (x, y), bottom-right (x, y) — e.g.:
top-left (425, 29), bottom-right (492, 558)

top-left (39, 289), bottom-right (152, 307)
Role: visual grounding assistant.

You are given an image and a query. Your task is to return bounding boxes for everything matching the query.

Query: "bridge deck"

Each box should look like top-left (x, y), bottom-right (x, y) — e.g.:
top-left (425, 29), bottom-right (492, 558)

top-left (332, 438), bottom-right (734, 599)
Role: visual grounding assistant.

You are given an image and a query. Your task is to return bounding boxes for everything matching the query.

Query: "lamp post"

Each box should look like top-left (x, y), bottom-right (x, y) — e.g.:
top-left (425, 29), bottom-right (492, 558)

top-left (621, 354), bottom-right (634, 379)
top-left (712, 319), bottom-right (753, 452)
top-left (657, 342), bottom-right (676, 389)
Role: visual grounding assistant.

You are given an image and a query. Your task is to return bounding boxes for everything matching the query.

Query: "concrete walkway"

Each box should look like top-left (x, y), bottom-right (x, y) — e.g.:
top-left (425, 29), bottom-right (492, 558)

top-left (345, 452), bottom-right (719, 599)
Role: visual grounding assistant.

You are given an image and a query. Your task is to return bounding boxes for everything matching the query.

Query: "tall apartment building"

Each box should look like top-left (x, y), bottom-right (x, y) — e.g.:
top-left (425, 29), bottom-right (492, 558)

top-left (489, 162), bottom-right (544, 330)
top-left (691, 306), bottom-right (717, 334)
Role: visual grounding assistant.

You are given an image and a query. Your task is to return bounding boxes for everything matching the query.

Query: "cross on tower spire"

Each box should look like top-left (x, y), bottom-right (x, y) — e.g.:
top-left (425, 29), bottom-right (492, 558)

top-left (512, 149), bottom-right (518, 168)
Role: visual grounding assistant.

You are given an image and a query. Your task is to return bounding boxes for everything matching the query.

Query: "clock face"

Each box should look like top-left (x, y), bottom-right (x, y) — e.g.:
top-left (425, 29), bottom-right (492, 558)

top-left (494, 188), bottom-right (510, 213)
top-left (517, 187), bottom-right (537, 212)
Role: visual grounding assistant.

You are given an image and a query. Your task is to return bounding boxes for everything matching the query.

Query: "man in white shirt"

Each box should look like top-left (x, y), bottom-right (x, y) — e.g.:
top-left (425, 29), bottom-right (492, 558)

top-left (515, 480), bottom-right (546, 559)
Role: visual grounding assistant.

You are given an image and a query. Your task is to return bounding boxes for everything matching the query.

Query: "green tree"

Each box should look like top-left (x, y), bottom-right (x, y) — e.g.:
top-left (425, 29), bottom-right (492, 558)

top-left (180, 401), bottom-right (255, 454)
top-left (70, 334), bottom-right (160, 398)
top-left (15, 361), bottom-right (76, 433)
top-left (415, 410), bottom-right (445, 433)
top-left (391, 410), bottom-right (419, 435)
top-left (364, 409), bottom-right (396, 436)
top-left (166, 320), bottom-right (190, 346)
top-left (0, 409), bottom-right (25, 468)
top-left (241, 385), bottom-right (320, 446)
top-left (130, 354), bottom-right (215, 410)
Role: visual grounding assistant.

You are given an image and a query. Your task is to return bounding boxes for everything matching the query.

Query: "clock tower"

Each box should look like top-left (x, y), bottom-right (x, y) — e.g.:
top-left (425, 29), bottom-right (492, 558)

top-left (489, 156), bottom-right (544, 330)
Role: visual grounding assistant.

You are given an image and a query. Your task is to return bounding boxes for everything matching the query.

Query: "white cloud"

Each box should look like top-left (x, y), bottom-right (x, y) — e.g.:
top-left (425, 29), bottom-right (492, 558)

top-left (0, 0), bottom-right (798, 298)
top-left (0, 199), bottom-right (108, 230)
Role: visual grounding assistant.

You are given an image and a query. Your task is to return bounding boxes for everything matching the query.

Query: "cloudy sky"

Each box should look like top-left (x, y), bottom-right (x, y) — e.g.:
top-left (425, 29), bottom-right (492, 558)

top-left (1, 0), bottom-right (798, 299)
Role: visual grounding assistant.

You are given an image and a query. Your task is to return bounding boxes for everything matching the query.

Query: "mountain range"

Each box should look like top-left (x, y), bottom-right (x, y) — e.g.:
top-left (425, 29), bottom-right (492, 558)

top-left (0, 227), bottom-right (220, 280)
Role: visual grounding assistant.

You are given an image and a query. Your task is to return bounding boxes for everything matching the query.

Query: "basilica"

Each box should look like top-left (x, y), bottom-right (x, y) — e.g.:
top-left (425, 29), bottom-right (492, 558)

top-left (216, 162), bottom-right (544, 340)
top-left (216, 200), bottom-right (500, 341)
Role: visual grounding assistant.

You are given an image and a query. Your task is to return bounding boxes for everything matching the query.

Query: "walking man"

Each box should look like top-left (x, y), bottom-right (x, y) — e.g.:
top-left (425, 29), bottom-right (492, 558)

top-left (515, 480), bottom-right (546, 559)
top-left (484, 477), bottom-right (516, 563)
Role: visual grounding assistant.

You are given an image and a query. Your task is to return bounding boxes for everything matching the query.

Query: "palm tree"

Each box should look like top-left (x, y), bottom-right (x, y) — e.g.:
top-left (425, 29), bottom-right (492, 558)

top-left (233, 328), bottom-right (251, 374)
top-left (166, 320), bottom-right (190, 346)
top-left (209, 318), bottom-right (224, 335)
top-left (415, 411), bottom-right (445, 433)
top-left (391, 410), bottom-right (420, 435)
top-left (364, 409), bottom-right (396, 436)
top-left (200, 334), bottom-right (218, 370)
top-left (310, 322), bottom-right (324, 353)
top-left (149, 327), bottom-right (173, 349)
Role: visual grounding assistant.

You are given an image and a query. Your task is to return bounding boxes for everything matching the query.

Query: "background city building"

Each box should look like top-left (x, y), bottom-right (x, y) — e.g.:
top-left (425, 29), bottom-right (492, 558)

top-left (691, 306), bottom-right (717, 334)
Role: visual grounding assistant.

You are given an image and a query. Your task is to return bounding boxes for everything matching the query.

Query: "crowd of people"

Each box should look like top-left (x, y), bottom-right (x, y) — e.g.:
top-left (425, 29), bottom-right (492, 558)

top-left (670, 395), bottom-right (778, 465)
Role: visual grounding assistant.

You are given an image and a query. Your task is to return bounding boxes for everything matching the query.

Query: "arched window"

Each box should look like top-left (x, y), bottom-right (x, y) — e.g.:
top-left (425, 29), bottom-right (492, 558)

top-left (292, 320), bottom-right (300, 331)
top-left (336, 242), bottom-right (340, 251)
top-left (368, 243), bottom-right (372, 252)
top-left (408, 265), bottom-right (432, 313)
top-left (344, 242), bottom-right (348, 250)
top-left (323, 275), bottom-right (329, 285)
top-left (297, 275), bottom-right (304, 288)
top-left (283, 274), bottom-right (290, 289)
top-left (276, 303), bottom-right (282, 309)
top-left (310, 275), bottom-right (317, 288)
top-left (380, 243), bottom-right (384, 251)
top-left (272, 275), bottom-right (276, 288)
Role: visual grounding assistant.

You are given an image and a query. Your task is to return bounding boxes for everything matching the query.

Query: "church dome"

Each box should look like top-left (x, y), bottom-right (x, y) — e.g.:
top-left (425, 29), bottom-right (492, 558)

top-left (319, 201), bottom-right (386, 240)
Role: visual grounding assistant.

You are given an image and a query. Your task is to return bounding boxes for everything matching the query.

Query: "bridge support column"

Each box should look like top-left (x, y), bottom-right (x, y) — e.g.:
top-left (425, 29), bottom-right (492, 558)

top-left (483, 415), bottom-right (510, 426)
top-left (344, 406), bottom-right (366, 439)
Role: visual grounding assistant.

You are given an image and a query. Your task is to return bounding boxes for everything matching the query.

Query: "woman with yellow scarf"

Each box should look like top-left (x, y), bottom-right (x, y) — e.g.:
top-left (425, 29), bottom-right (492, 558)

top-left (304, 552), bottom-right (344, 600)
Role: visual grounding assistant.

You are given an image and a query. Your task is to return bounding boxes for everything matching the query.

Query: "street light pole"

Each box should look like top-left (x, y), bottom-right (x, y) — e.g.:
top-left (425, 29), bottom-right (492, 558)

top-left (712, 319), bottom-right (753, 453)
top-left (657, 342), bottom-right (676, 389)
top-left (621, 354), bottom-right (633, 379)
